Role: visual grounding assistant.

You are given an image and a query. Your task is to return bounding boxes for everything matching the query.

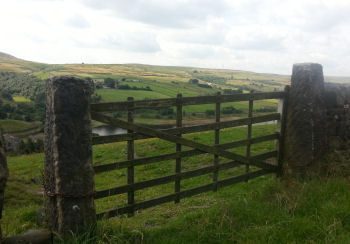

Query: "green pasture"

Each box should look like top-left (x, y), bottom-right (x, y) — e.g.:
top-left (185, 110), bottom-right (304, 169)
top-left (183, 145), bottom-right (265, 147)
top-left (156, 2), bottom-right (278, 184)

top-left (0, 120), bottom-right (40, 132)
top-left (12, 95), bottom-right (31, 103)
top-left (3, 124), bottom-right (276, 237)
top-left (4, 123), bottom-right (350, 243)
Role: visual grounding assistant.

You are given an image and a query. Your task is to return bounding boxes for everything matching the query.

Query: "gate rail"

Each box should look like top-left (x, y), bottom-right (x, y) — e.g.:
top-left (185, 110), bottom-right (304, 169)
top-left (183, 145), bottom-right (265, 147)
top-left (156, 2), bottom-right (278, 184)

top-left (91, 90), bottom-right (287, 219)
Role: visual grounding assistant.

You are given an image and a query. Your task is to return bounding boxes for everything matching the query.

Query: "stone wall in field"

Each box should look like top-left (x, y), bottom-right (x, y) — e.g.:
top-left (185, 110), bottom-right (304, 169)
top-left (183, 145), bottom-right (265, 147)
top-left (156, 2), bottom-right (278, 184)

top-left (324, 85), bottom-right (350, 144)
top-left (284, 63), bottom-right (350, 177)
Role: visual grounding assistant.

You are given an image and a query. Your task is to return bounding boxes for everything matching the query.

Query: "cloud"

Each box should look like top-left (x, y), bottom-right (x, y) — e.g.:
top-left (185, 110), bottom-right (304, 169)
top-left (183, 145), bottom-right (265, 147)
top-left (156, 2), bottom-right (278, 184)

top-left (100, 31), bottom-right (160, 53)
top-left (65, 14), bottom-right (91, 29)
top-left (80, 0), bottom-right (230, 28)
top-left (1, 0), bottom-right (350, 75)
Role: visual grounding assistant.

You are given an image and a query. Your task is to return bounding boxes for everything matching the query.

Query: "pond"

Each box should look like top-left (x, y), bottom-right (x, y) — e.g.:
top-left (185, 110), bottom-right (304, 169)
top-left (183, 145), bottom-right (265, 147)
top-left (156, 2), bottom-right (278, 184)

top-left (92, 125), bottom-right (127, 136)
top-left (92, 120), bottom-right (277, 137)
top-left (92, 124), bottom-right (173, 136)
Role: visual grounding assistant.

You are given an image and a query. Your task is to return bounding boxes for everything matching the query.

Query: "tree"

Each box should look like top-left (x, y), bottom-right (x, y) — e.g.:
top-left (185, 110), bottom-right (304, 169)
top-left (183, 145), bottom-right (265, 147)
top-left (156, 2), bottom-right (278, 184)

top-left (104, 78), bottom-right (116, 88)
top-left (205, 109), bottom-right (215, 117)
top-left (0, 111), bottom-right (7, 119)
top-left (188, 79), bottom-right (199, 84)
top-left (85, 77), bottom-right (95, 93)
top-left (0, 90), bottom-right (13, 101)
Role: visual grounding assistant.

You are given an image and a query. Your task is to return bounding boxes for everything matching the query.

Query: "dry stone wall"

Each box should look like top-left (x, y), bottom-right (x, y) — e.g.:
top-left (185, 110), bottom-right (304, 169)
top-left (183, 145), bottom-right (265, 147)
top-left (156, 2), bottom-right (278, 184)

top-left (324, 85), bottom-right (350, 143)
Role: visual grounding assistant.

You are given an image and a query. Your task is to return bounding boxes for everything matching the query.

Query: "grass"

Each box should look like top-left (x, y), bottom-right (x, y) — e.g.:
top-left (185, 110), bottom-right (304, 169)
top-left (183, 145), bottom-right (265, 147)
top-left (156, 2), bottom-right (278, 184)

top-left (0, 119), bottom-right (40, 132)
top-left (12, 95), bottom-right (31, 103)
top-left (5, 123), bottom-right (350, 243)
top-left (94, 85), bottom-right (278, 121)
top-left (96, 89), bottom-right (170, 102)
top-left (3, 125), bottom-right (275, 237)
top-left (135, 177), bottom-right (350, 244)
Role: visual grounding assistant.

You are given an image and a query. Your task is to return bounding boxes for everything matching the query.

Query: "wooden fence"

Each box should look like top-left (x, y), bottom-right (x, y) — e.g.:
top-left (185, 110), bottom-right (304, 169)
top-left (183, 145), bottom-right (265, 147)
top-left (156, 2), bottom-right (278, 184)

top-left (90, 90), bottom-right (288, 219)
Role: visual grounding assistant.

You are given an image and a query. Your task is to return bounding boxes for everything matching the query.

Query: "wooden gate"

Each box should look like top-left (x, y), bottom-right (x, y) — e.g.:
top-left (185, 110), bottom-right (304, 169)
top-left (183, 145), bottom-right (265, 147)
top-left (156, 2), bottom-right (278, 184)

top-left (90, 90), bottom-right (288, 219)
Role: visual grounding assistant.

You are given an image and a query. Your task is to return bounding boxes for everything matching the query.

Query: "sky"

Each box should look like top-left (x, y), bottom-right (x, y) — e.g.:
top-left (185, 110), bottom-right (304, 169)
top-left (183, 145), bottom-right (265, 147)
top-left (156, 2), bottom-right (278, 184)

top-left (1, 0), bottom-right (350, 76)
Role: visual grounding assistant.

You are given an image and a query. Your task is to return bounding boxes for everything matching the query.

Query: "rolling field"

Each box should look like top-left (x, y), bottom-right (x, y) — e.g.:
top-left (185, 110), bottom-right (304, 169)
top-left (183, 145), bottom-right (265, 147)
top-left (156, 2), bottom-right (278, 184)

top-left (0, 120), bottom-right (40, 133)
top-left (3, 125), bottom-right (276, 237)
top-left (4, 124), bottom-right (350, 243)
top-left (12, 96), bottom-right (31, 103)
top-left (2, 52), bottom-right (350, 243)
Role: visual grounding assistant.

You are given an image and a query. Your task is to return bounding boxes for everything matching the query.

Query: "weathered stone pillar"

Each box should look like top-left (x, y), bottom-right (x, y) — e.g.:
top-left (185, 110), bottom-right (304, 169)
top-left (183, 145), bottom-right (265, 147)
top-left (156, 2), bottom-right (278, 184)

top-left (0, 128), bottom-right (9, 240)
top-left (45, 76), bottom-right (96, 236)
top-left (284, 63), bottom-right (327, 177)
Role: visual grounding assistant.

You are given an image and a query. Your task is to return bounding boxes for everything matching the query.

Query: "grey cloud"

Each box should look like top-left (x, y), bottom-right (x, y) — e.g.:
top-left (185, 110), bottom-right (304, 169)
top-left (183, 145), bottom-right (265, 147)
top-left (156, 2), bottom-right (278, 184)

top-left (165, 21), bottom-right (229, 45)
top-left (290, 3), bottom-right (350, 33)
top-left (101, 32), bottom-right (160, 53)
top-left (80, 0), bottom-right (229, 28)
top-left (167, 44), bottom-right (218, 59)
top-left (66, 14), bottom-right (91, 28)
top-left (226, 33), bottom-right (285, 52)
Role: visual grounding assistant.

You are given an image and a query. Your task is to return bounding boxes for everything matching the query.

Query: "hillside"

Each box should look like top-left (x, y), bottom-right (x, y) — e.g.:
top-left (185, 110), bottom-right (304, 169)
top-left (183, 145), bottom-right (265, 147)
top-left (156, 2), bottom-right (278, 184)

top-left (2, 51), bottom-right (350, 133)
top-left (0, 52), bottom-right (49, 73)
top-left (1, 51), bottom-right (350, 91)
top-left (0, 52), bottom-right (291, 92)
top-left (0, 52), bottom-right (19, 61)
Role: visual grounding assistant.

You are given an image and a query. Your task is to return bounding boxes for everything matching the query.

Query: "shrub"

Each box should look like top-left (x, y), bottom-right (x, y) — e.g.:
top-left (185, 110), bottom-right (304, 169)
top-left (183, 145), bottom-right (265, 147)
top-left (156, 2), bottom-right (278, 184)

top-left (205, 109), bottom-right (215, 117)
top-left (221, 106), bottom-right (243, 114)
top-left (198, 84), bottom-right (212, 89)
top-left (255, 107), bottom-right (276, 113)
top-left (188, 79), bottom-right (199, 84)
top-left (104, 78), bottom-right (116, 88)
top-left (223, 88), bottom-right (243, 94)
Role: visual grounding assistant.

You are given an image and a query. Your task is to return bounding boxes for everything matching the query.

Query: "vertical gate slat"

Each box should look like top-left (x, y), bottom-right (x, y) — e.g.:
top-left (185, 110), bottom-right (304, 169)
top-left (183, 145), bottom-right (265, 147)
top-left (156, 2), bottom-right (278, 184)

top-left (175, 94), bottom-right (182, 203)
top-left (277, 86), bottom-right (289, 176)
top-left (246, 91), bottom-right (253, 182)
top-left (127, 97), bottom-right (135, 216)
top-left (213, 92), bottom-right (221, 192)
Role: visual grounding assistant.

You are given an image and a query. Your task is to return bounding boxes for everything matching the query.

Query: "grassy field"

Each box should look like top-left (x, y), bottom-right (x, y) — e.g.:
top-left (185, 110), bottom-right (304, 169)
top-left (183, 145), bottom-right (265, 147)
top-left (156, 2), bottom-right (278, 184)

top-left (94, 81), bottom-right (278, 124)
top-left (0, 119), bottom-right (40, 133)
top-left (12, 95), bottom-right (31, 103)
top-left (96, 89), bottom-right (170, 102)
top-left (3, 125), bottom-right (275, 237)
top-left (4, 124), bottom-right (350, 243)
top-left (3, 52), bottom-right (350, 242)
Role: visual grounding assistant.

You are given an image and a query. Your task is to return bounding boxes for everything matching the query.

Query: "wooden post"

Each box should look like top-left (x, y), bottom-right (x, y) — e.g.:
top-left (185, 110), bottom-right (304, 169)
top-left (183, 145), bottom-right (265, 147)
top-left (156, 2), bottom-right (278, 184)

top-left (45, 76), bottom-right (96, 236)
top-left (213, 92), bottom-right (220, 191)
top-left (127, 97), bottom-right (135, 216)
top-left (245, 91), bottom-right (253, 182)
top-left (175, 94), bottom-right (182, 203)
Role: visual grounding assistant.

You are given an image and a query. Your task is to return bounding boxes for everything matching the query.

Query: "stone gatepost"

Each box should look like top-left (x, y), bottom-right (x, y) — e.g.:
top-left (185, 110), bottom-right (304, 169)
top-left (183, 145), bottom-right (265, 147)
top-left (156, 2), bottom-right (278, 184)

top-left (45, 76), bottom-right (96, 236)
top-left (284, 63), bottom-right (327, 177)
top-left (0, 129), bottom-right (9, 240)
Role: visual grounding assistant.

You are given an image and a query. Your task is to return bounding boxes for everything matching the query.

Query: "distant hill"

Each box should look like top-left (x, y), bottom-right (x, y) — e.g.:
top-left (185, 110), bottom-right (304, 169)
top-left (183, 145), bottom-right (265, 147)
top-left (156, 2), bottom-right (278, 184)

top-left (0, 51), bottom-right (349, 89)
top-left (0, 52), bottom-right (19, 61)
top-left (0, 52), bottom-right (48, 73)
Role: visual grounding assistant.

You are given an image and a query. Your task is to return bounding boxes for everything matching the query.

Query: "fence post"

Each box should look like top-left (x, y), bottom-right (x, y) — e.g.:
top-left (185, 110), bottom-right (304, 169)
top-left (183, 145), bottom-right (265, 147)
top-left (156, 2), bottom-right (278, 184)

top-left (213, 92), bottom-right (220, 192)
top-left (127, 97), bottom-right (135, 216)
top-left (0, 128), bottom-right (9, 240)
top-left (284, 63), bottom-right (327, 177)
top-left (245, 90), bottom-right (253, 182)
top-left (45, 76), bottom-right (96, 236)
top-left (175, 93), bottom-right (182, 203)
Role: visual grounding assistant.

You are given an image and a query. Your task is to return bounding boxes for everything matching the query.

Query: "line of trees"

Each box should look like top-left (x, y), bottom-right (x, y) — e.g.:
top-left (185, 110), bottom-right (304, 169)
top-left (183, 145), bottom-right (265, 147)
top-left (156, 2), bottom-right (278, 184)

top-left (188, 79), bottom-right (213, 89)
top-left (205, 106), bottom-right (243, 117)
top-left (103, 77), bottom-right (153, 91)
